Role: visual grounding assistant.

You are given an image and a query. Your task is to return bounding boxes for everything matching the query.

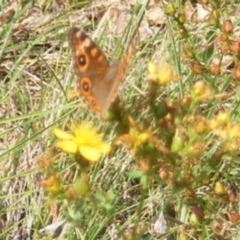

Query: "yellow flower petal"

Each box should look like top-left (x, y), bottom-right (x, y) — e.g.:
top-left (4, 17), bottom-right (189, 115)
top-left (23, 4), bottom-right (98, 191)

top-left (79, 145), bottom-right (102, 162)
top-left (137, 133), bottom-right (149, 144)
top-left (56, 140), bottom-right (78, 154)
top-left (159, 66), bottom-right (173, 84)
top-left (148, 62), bottom-right (157, 75)
top-left (54, 128), bottom-right (74, 140)
top-left (95, 143), bottom-right (111, 154)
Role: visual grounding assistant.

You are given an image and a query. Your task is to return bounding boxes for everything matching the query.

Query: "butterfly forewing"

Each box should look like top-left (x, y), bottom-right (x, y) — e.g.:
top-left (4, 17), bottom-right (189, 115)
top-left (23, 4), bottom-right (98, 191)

top-left (68, 27), bottom-right (136, 114)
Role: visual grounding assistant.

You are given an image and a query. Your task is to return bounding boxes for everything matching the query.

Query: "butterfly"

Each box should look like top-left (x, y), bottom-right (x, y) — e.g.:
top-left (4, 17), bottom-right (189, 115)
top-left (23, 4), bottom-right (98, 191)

top-left (68, 27), bottom-right (135, 115)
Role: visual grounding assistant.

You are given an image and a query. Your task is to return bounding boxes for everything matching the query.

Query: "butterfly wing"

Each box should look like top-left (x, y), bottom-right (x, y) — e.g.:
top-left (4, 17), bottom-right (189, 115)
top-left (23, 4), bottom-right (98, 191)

top-left (102, 44), bottom-right (135, 113)
top-left (68, 28), bottom-right (112, 113)
top-left (68, 27), bottom-right (135, 114)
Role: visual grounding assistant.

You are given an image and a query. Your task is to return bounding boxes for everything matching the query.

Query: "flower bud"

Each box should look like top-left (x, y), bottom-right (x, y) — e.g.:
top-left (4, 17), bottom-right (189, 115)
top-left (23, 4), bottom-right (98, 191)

top-left (209, 63), bottom-right (221, 76)
top-left (230, 41), bottom-right (240, 56)
top-left (178, 233), bottom-right (188, 240)
top-left (183, 45), bottom-right (194, 58)
top-left (227, 212), bottom-right (240, 223)
top-left (165, 3), bottom-right (175, 15)
top-left (211, 220), bottom-right (223, 234)
top-left (223, 19), bottom-right (233, 33)
top-left (209, 10), bottom-right (219, 26)
top-left (171, 129), bottom-right (184, 153)
top-left (214, 181), bottom-right (225, 195)
top-left (227, 186), bottom-right (237, 203)
top-left (178, 13), bottom-right (186, 24)
top-left (189, 212), bottom-right (199, 225)
top-left (232, 65), bottom-right (240, 80)
top-left (189, 62), bottom-right (204, 74)
top-left (221, 42), bottom-right (230, 54)
top-left (191, 207), bottom-right (204, 222)
top-left (158, 167), bottom-right (169, 180)
top-left (220, 32), bottom-right (228, 41)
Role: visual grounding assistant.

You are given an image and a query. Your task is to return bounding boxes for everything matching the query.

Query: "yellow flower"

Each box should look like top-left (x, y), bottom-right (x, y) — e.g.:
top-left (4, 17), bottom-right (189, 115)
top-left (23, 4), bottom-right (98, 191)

top-left (209, 111), bottom-right (229, 129)
top-left (40, 174), bottom-right (62, 197)
top-left (130, 129), bottom-right (149, 148)
top-left (54, 123), bottom-right (111, 162)
top-left (116, 119), bottom-right (149, 152)
top-left (148, 62), bottom-right (158, 80)
top-left (192, 81), bottom-right (212, 100)
top-left (148, 59), bottom-right (177, 85)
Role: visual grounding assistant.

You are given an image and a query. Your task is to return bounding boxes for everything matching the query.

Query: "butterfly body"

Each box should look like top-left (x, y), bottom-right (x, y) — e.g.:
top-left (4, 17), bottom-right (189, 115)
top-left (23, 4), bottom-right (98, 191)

top-left (68, 27), bottom-right (134, 115)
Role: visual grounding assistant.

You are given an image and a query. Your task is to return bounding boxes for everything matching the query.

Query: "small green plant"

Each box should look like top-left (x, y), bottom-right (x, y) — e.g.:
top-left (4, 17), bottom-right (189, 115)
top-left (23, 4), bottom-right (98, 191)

top-left (40, 2), bottom-right (240, 237)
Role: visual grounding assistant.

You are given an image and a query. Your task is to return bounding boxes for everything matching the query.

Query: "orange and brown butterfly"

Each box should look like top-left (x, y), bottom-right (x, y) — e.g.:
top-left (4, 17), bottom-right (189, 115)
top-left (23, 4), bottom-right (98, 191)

top-left (68, 27), bottom-right (136, 115)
